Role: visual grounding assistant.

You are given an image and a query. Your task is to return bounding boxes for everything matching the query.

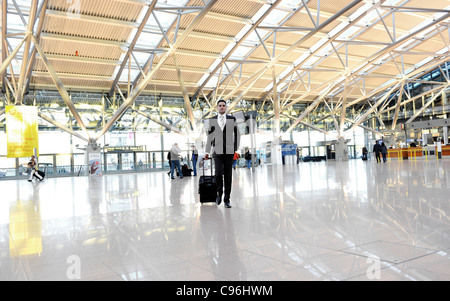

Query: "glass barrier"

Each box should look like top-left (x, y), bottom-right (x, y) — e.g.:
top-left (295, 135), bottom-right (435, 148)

top-left (0, 151), bottom-right (169, 180)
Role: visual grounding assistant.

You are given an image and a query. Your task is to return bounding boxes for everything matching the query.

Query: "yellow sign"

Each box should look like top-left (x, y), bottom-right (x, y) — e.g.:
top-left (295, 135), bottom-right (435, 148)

top-left (6, 106), bottom-right (39, 158)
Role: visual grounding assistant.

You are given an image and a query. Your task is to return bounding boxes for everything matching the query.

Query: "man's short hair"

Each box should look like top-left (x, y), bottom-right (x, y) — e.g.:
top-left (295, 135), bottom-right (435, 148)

top-left (217, 99), bottom-right (226, 105)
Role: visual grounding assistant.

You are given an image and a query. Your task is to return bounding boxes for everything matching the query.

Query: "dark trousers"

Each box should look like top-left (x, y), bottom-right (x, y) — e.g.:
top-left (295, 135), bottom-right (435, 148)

top-left (375, 152), bottom-right (381, 163)
top-left (192, 158), bottom-right (197, 176)
top-left (214, 154), bottom-right (234, 202)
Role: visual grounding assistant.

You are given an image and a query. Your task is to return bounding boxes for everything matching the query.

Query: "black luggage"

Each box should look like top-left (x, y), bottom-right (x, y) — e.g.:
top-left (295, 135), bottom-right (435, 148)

top-left (34, 164), bottom-right (48, 180)
top-left (198, 158), bottom-right (217, 203)
top-left (33, 169), bottom-right (45, 181)
top-left (36, 170), bottom-right (45, 178)
top-left (178, 164), bottom-right (192, 177)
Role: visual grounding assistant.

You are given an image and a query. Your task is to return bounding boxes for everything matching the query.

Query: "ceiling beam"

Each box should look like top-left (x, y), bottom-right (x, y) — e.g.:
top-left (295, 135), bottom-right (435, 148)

top-left (226, 0), bottom-right (365, 113)
top-left (24, 0), bottom-right (49, 95)
top-left (14, 0), bottom-right (38, 104)
top-left (192, 0), bottom-right (283, 100)
top-left (31, 34), bottom-right (91, 140)
top-left (94, 0), bottom-right (218, 141)
top-left (108, 0), bottom-right (157, 97)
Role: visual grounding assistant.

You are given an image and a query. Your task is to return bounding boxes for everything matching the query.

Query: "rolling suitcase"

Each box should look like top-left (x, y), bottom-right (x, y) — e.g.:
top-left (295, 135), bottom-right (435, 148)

top-left (198, 158), bottom-right (217, 203)
top-left (35, 169), bottom-right (45, 179)
top-left (34, 164), bottom-right (48, 180)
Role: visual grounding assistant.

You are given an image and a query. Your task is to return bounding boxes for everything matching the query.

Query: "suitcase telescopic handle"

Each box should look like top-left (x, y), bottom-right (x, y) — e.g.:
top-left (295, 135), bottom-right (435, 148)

top-left (202, 157), bottom-right (214, 177)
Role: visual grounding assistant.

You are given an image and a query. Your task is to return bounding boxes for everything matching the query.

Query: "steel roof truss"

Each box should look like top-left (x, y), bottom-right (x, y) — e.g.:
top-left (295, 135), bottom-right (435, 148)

top-left (31, 34), bottom-right (91, 140)
top-left (95, 0), bottom-right (218, 141)
top-left (109, 0), bottom-right (157, 97)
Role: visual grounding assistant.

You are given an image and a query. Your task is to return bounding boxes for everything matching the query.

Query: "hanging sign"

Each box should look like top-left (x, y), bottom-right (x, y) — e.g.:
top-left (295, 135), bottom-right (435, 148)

top-left (6, 106), bottom-right (39, 158)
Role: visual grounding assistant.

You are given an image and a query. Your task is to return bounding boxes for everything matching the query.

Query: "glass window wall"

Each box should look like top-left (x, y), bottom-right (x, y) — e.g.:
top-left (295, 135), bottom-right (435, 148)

top-left (0, 122), bottom-right (376, 180)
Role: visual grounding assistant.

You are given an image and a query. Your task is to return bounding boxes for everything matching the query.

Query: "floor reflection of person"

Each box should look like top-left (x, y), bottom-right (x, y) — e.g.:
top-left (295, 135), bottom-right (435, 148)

top-left (200, 206), bottom-right (245, 280)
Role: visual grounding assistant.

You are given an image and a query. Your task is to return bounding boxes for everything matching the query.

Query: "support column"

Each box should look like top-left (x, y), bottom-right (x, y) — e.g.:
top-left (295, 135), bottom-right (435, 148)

top-left (174, 55), bottom-right (196, 132)
top-left (272, 67), bottom-right (280, 140)
top-left (1, 0), bottom-right (7, 93)
top-left (335, 139), bottom-right (349, 162)
top-left (15, 0), bottom-right (39, 104)
top-left (444, 126), bottom-right (448, 145)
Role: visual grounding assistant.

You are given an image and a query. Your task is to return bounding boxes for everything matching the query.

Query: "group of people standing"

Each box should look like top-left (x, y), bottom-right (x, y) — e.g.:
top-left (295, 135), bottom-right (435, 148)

top-left (167, 143), bottom-right (199, 179)
top-left (362, 140), bottom-right (388, 163)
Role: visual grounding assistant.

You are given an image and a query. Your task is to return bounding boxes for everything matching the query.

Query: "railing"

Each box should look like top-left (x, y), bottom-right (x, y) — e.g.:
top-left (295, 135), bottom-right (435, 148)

top-left (0, 150), bottom-right (176, 181)
top-left (0, 161), bottom-right (172, 180)
top-left (0, 164), bottom-right (86, 179)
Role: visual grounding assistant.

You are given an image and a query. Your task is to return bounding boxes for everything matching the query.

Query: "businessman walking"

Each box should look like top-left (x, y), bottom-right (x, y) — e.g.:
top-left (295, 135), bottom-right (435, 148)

top-left (205, 100), bottom-right (240, 208)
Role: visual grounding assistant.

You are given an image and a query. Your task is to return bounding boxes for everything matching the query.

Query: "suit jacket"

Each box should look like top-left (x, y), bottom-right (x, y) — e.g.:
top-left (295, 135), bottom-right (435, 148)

top-left (205, 114), bottom-right (240, 155)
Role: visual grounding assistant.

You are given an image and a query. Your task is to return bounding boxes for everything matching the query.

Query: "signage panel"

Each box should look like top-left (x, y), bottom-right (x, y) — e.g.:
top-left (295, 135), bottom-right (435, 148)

top-left (6, 106), bottom-right (39, 158)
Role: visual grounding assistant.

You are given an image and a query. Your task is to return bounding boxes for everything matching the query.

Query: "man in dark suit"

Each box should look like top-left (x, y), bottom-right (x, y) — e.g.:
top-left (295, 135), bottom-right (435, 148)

top-left (373, 140), bottom-right (382, 163)
top-left (205, 100), bottom-right (240, 208)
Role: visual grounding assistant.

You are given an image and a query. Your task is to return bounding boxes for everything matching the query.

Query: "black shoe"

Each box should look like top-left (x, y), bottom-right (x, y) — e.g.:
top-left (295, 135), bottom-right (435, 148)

top-left (225, 202), bottom-right (232, 208)
top-left (216, 195), bottom-right (222, 205)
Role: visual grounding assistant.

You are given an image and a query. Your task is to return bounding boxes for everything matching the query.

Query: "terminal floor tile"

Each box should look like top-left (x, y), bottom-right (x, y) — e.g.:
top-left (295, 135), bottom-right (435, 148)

top-left (1, 159), bottom-right (450, 281)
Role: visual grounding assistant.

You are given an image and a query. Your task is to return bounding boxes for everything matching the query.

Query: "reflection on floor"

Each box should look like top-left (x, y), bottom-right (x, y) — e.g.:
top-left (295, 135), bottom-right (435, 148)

top-left (1, 159), bottom-right (450, 281)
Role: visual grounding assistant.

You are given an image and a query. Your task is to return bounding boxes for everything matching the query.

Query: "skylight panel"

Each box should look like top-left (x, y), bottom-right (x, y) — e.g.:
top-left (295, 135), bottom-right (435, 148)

top-left (281, 0), bottom-right (303, 8)
top-left (260, 9), bottom-right (289, 26)
top-left (6, 14), bottom-right (28, 32)
top-left (119, 69), bottom-right (141, 83)
top-left (136, 32), bottom-right (164, 48)
top-left (148, 11), bottom-right (176, 30)
top-left (229, 46), bottom-right (252, 60)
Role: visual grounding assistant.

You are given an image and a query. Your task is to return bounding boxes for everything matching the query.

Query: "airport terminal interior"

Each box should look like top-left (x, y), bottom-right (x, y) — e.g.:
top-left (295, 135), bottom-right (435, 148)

top-left (1, 0), bottom-right (450, 281)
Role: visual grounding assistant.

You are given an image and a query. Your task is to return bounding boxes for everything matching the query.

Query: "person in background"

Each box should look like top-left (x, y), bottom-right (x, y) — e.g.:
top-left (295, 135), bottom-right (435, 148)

top-left (191, 145), bottom-right (199, 176)
top-left (170, 143), bottom-right (183, 180)
top-left (362, 146), bottom-right (368, 161)
top-left (373, 140), bottom-right (382, 163)
top-left (245, 149), bottom-right (251, 169)
top-left (381, 142), bottom-right (388, 163)
top-left (232, 151), bottom-right (240, 169)
top-left (27, 155), bottom-right (43, 182)
top-left (167, 151), bottom-right (172, 177)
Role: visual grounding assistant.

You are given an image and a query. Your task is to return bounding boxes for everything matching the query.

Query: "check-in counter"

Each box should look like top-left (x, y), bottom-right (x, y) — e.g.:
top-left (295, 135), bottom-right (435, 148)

top-left (387, 146), bottom-right (450, 160)
top-left (387, 147), bottom-right (423, 160)
top-left (407, 147), bottom-right (423, 159)
top-left (442, 145), bottom-right (450, 156)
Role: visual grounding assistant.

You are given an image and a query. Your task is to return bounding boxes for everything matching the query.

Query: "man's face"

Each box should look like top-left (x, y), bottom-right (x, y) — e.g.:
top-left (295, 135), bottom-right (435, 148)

top-left (218, 102), bottom-right (226, 115)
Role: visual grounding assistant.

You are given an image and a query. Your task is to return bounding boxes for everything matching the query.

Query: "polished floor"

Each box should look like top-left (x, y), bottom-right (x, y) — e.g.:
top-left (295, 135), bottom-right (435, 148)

top-left (1, 158), bottom-right (450, 281)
